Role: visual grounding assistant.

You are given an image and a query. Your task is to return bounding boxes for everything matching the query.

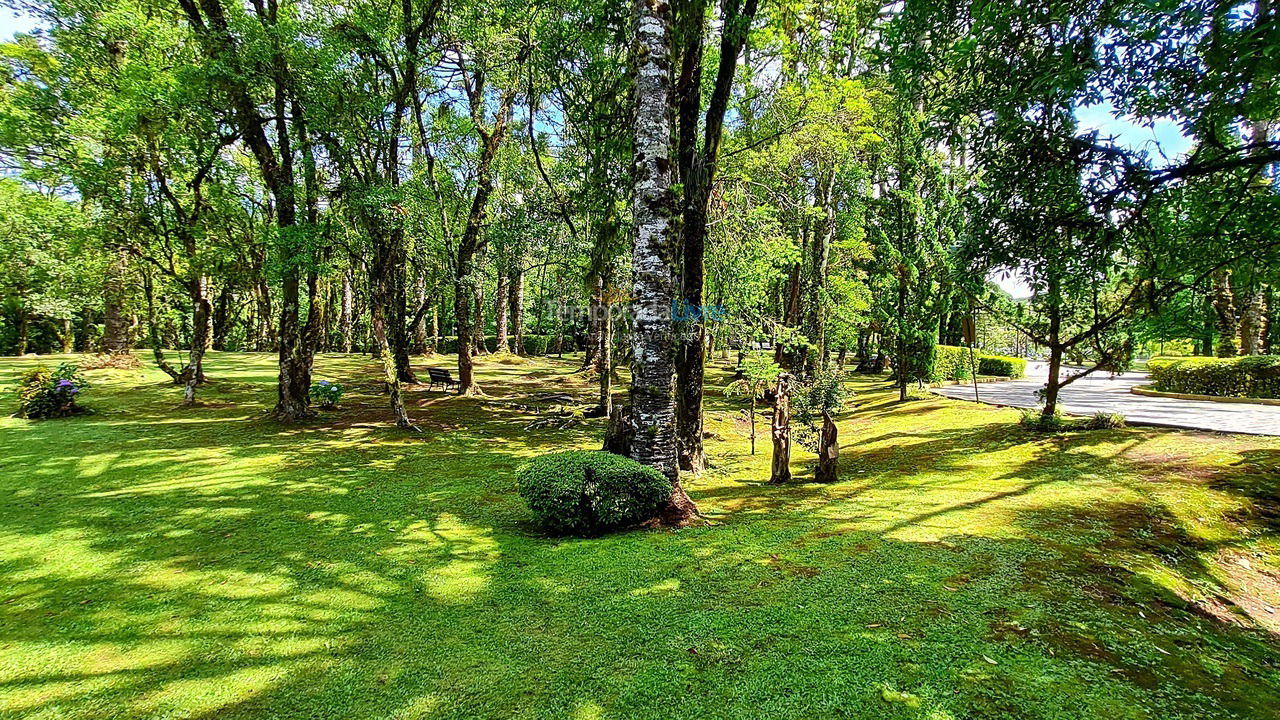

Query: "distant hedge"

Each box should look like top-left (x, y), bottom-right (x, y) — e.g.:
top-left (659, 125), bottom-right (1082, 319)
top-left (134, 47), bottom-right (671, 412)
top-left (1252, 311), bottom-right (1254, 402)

top-left (930, 346), bottom-right (1027, 382)
top-left (1148, 355), bottom-right (1280, 398)
top-left (430, 334), bottom-right (575, 356)
top-left (978, 354), bottom-right (1027, 379)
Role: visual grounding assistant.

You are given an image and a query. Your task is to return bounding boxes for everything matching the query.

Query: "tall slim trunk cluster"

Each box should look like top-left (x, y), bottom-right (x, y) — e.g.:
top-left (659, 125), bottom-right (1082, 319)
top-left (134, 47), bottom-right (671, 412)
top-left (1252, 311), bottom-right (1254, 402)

top-left (179, 0), bottom-right (316, 421)
top-left (672, 0), bottom-right (758, 473)
top-left (455, 86), bottom-right (520, 394)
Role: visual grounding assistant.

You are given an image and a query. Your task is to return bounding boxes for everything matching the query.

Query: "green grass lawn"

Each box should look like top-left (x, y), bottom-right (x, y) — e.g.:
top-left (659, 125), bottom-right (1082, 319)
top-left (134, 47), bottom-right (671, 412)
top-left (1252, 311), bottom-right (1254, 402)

top-left (1, 351), bottom-right (1278, 719)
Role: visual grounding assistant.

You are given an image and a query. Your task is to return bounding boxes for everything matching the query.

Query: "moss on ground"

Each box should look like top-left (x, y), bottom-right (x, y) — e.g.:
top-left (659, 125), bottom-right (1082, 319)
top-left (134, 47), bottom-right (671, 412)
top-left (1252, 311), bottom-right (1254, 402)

top-left (0, 351), bottom-right (1277, 719)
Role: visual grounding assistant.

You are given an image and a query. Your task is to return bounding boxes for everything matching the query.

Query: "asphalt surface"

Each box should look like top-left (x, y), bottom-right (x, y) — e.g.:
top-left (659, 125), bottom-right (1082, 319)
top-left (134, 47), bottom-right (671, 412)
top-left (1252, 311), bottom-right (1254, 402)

top-left (932, 362), bottom-right (1280, 436)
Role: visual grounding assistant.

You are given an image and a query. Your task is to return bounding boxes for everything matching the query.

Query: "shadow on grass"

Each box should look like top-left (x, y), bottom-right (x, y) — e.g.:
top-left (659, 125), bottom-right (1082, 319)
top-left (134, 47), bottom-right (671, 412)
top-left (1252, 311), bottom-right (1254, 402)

top-left (0, 352), bottom-right (1277, 719)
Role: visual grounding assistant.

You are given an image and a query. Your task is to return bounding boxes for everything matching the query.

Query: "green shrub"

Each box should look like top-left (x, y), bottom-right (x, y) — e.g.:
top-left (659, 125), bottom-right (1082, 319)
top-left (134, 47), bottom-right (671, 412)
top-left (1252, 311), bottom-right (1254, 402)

top-left (1019, 406), bottom-right (1067, 432)
top-left (1083, 411), bottom-right (1126, 430)
top-left (309, 380), bottom-right (343, 408)
top-left (978, 354), bottom-right (1027, 378)
top-left (521, 334), bottom-right (552, 355)
top-left (516, 450), bottom-right (672, 535)
top-left (435, 336), bottom-right (459, 354)
top-left (17, 363), bottom-right (90, 419)
top-left (1148, 355), bottom-right (1280, 398)
top-left (931, 346), bottom-right (1027, 381)
top-left (930, 345), bottom-right (971, 383)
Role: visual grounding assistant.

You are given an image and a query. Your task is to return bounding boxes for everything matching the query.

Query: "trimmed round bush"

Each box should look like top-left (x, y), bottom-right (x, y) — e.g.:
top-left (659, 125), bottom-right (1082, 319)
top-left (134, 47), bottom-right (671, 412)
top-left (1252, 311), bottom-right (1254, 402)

top-left (517, 450), bottom-right (672, 535)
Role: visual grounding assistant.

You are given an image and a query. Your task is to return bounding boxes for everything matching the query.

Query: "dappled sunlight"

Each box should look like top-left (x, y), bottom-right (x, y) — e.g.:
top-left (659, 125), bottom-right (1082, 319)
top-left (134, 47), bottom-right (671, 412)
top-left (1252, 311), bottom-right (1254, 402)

top-left (388, 514), bottom-right (501, 604)
top-left (1, 353), bottom-right (1278, 718)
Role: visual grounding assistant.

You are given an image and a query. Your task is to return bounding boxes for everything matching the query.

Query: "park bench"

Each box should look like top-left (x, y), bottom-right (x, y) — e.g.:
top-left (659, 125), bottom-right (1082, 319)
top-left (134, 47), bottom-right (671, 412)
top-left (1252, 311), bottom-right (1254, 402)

top-left (427, 367), bottom-right (458, 391)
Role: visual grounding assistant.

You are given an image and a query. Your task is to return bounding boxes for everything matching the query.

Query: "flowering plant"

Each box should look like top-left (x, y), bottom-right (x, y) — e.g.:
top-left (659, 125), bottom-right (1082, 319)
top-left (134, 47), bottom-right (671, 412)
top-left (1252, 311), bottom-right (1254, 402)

top-left (309, 380), bottom-right (343, 409)
top-left (17, 363), bottom-right (90, 419)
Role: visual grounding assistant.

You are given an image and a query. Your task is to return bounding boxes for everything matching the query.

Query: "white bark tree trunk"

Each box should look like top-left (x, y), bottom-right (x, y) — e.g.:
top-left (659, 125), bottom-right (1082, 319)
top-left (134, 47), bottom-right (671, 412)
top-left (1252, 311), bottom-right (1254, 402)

top-left (629, 0), bottom-right (695, 523)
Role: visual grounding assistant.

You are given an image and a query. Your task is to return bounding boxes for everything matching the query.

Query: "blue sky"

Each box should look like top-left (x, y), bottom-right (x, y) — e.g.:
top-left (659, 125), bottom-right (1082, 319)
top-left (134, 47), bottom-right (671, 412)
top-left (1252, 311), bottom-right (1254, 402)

top-left (0, 8), bottom-right (35, 39)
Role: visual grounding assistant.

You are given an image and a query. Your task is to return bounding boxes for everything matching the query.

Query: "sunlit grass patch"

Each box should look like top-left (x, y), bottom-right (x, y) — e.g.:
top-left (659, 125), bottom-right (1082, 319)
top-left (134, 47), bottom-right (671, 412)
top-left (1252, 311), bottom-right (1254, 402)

top-left (0, 351), bottom-right (1277, 719)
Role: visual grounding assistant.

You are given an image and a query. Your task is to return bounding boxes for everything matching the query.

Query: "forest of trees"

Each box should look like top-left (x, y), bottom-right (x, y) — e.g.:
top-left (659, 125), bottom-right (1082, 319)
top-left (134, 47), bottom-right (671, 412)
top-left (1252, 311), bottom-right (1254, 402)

top-left (1, 0), bottom-right (1277, 523)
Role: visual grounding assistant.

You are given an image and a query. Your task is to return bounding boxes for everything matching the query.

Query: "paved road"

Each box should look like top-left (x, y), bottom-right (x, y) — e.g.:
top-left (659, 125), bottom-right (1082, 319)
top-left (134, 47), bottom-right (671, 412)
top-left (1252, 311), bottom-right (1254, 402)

top-left (932, 362), bottom-right (1280, 436)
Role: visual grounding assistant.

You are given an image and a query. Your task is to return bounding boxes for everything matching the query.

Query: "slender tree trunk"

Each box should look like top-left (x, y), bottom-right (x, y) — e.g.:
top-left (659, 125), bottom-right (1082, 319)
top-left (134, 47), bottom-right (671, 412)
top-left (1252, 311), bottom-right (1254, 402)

top-left (429, 304), bottom-right (439, 352)
top-left (15, 305), bottom-right (28, 356)
top-left (454, 88), bottom-right (518, 394)
top-left (340, 270), bottom-right (353, 353)
top-left (183, 279), bottom-right (213, 405)
top-left (412, 271), bottom-right (429, 353)
top-left (60, 318), bottom-right (74, 354)
top-left (770, 373), bottom-right (791, 484)
top-left (473, 280), bottom-right (488, 354)
top-left (629, 0), bottom-right (695, 524)
top-left (581, 274), bottom-right (603, 371)
top-left (815, 410), bottom-right (838, 482)
top-left (102, 247), bottom-right (131, 353)
top-left (391, 245), bottom-right (417, 381)
top-left (372, 301), bottom-right (414, 430)
top-left (672, 0), bottom-right (758, 474)
top-left (495, 273), bottom-right (510, 352)
top-left (599, 297), bottom-right (613, 416)
top-left (1240, 286), bottom-right (1268, 356)
top-left (509, 265), bottom-right (525, 355)
top-left (1043, 344), bottom-right (1064, 417)
top-left (804, 168), bottom-right (836, 371)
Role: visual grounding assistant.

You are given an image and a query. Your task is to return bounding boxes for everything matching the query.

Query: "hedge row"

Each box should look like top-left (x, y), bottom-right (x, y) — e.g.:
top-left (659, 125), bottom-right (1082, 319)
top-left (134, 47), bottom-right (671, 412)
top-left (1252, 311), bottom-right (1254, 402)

top-left (929, 345), bottom-right (1027, 382)
top-left (978, 354), bottom-right (1028, 379)
top-left (1148, 355), bottom-right (1280, 398)
top-left (930, 345), bottom-right (972, 382)
top-left (430, 334), bottom-right (579, 356)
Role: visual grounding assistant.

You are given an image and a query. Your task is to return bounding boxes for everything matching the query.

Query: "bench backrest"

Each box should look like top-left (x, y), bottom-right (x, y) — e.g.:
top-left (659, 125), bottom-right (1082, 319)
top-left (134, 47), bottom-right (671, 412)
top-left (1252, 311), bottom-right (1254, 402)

top-left (428, 368), bottom-right (453, 381)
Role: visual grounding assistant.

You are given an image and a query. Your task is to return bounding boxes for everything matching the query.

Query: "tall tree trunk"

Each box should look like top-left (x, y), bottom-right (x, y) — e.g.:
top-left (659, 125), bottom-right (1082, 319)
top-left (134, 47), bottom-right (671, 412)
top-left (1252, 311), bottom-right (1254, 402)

top-left (581, 274), bottom-right (603, 371)
top-left (629, 0), bottom-right (696, 524)
top-left (599, 295), bottom-right (613, 416)
top-left (815, 410), bottom-right (839, 482)
top-left (770, 373), bottom-right (791, 484)
top-left (495, 273), bottom-right (510, 352)
top-left (1240, 286), bottom-right (1268, 356)
top-left (673, 0), bottom-right (759, 474)
top-left (211, 286), bottom-right (231, 350)
top-left (372, 300), bottom-right (414, 430)
top-left (60, 318), bottom-right (74, 354)
top-left (15, 304), bottom-right (28, 356)
top-left (102, 247), bottom-right (132, 353)
top-left (509, 265), bottom-right (525, 355)
top-left (804, 168), bottom-right (836, 371)
top-left (1212, 269), bottom-right (1239, 357)
top-left (391, 246), bottom-right (417, 381)
top-left (472, 280), bottom-right (488, 355)
top-left (340, 270), bottom-right (354, 353)
top-left (183, 279), bottom-right (213, 405)
top-left (454, 87), bottom-right (519, 394)
top-left (413, 271), bottom-right (429, 353)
